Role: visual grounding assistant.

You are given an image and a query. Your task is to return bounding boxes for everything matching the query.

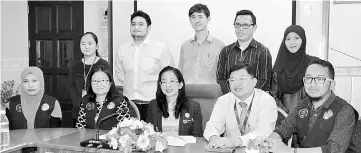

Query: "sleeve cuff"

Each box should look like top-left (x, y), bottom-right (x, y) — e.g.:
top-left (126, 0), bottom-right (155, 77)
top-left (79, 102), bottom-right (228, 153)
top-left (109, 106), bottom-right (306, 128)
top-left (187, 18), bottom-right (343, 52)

top-left (320, 145), bottom-right (331, 153)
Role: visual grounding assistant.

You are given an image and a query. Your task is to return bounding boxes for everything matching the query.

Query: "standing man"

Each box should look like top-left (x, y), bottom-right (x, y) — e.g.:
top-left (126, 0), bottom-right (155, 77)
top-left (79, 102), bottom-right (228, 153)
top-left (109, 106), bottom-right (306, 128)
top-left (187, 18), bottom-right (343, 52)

top-left (266, 59), bottom-right (357, 153)
top-left (178, 3), bottom-right (225, 84)
top-left (217, 10), bottom-right (272, 94)
top-left (114, 10), bottom-right (174, 121)
top-left (204, 63), bottom-right (277, 148)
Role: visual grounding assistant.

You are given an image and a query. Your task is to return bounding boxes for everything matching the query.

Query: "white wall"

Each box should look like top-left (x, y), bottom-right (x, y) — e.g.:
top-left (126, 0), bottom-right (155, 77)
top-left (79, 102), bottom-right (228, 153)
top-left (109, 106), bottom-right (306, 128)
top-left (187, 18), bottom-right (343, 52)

top-left (0, 1), bottom-right (29, 87)
top-left (137, 0), bottom-right (292, 66)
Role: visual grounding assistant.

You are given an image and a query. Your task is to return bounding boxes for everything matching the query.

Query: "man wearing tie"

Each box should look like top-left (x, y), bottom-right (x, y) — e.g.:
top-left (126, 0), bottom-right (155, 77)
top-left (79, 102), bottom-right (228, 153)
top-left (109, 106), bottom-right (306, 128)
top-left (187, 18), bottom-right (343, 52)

top-left (204, 62), bottom-right (277, 148)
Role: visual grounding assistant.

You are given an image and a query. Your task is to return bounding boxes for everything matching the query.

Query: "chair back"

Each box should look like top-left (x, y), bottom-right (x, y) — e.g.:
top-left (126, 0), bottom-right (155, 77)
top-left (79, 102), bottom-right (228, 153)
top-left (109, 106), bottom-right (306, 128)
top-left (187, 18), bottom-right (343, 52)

top-left (185, 84), bottom-right (223, 130)
top-left (125, 97), bottom-right (140, 120)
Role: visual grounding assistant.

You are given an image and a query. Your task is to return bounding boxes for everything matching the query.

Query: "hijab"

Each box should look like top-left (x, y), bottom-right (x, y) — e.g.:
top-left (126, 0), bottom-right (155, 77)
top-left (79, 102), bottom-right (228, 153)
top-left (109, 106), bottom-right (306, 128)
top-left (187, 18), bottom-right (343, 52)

top-left (273, 25), bottom-right (313, 94)
top-left (20, 67), bottom-right (45, 129)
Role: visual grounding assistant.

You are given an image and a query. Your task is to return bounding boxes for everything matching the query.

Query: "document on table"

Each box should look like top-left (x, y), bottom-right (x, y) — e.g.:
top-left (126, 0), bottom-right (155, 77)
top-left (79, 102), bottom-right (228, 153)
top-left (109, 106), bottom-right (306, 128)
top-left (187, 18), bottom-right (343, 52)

top-left (166, 136), bottom-right (196, 146)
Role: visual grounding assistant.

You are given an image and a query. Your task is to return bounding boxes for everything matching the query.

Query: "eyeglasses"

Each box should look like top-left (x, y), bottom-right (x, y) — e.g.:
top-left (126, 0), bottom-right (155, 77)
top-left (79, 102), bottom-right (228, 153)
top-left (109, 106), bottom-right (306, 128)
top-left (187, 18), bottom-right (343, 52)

top-left (233, 23), bottom-right (254, 29)
top-left (159, 80), bottom-right (179, 86)
top-left (91, 79), bottom-right (110, 85)
top-left (228, 75), bottom-right (253, 83)
top-left (303, 77), bottom-right (333, 84)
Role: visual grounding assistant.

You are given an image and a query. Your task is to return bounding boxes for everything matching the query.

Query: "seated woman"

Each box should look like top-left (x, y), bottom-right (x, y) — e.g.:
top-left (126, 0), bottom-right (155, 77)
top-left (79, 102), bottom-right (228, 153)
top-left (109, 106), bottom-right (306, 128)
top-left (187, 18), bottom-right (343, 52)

top-left (75, 65), bottom-right (131, 130)
top-left (146, 66), bottom-right (203, 137)
top-left (5, 67), bottom-right (62, 130)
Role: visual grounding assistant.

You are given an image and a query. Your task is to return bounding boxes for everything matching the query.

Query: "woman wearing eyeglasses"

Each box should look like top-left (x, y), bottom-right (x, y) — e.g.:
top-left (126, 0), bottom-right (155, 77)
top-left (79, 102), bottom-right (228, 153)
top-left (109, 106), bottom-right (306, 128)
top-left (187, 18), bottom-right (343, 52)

top-left (146, 66), bottom-right (203, 137)
top-left (271, 25), bottom-right (319, 114)
top-left (75, 65), bottom-right (131, 130)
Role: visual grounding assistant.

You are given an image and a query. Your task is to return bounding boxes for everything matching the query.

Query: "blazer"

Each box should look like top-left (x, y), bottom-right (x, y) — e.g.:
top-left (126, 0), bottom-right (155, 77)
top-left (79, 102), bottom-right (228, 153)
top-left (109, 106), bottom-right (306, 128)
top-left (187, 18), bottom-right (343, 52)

top-left (146, 98), bottom-right (203, 137)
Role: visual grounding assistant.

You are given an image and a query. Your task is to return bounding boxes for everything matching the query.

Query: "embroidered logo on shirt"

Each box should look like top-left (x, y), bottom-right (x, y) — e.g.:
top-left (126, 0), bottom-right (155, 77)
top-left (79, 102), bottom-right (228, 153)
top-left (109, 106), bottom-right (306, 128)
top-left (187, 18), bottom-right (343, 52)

top-left (86, 103), bottom-right (95, 110)
top-left (183, 112), bottom-right (193, 124)
top-left (323, 110), bottom-right (333, 120)
top-left (298, 108), bottom-right (308, 118)
top-left (41, 103), bottom-right (49, 111)
top-left (107, 102), bottom-right (115, 109)
top-left (16, 104), bottom-right (22, 112)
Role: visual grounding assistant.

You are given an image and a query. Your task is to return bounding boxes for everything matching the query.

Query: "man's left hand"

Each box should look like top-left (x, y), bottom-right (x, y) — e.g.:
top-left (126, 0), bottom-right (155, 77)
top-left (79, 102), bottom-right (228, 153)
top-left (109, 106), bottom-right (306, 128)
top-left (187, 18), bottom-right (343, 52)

top-left (217, 137), bottom-right (242, 148)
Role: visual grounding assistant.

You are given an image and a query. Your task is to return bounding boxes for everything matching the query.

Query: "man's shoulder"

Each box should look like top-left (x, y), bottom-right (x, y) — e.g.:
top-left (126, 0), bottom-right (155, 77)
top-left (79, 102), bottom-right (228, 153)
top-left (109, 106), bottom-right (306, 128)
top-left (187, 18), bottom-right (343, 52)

top-left (221, 42), bottom-right (237, 51)
top-left (254, 89), bottom-right (276, 104)
top-left (252, 39), bottom-right (270, 52)
top-left (216, 92), bottom-right (234, 103)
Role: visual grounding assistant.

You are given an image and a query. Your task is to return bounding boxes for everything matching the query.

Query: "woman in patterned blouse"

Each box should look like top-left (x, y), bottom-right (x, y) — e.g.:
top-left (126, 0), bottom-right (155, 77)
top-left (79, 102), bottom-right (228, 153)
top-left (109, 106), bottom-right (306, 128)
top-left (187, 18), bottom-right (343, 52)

top-left (76, 65), bottom-right (131, 130)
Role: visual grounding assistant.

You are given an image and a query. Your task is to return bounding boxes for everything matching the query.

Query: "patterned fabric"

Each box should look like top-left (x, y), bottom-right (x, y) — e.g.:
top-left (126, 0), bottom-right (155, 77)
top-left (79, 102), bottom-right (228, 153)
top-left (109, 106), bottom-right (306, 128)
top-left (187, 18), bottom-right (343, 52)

top-left (275, 92), bottom-right (356, 153)
top-left (76, 98), bottom-right (130, 129)
top-left (346, 120), bottom-right (361, 153)
top-left (216, 39), bottom-right (272, 94)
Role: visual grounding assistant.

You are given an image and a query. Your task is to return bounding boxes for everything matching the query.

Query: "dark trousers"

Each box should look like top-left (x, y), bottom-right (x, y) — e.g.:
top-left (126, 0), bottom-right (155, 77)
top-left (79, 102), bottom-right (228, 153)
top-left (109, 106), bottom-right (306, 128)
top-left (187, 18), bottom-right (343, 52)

top-left (134, 103), bottom-right (149, 121)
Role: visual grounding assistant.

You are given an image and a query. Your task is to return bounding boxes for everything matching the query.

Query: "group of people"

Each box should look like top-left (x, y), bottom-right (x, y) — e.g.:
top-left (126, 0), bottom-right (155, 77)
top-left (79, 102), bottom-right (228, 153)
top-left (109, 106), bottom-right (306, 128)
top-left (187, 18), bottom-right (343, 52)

top-left (3, 3), bottom-right (360, 153)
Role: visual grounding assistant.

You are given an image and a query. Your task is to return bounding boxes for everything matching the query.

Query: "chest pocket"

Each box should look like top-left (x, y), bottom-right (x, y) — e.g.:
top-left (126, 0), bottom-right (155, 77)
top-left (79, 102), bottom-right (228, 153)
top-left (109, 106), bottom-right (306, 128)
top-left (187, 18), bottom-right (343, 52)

top-left (200, 49), bottom-right (216, 68)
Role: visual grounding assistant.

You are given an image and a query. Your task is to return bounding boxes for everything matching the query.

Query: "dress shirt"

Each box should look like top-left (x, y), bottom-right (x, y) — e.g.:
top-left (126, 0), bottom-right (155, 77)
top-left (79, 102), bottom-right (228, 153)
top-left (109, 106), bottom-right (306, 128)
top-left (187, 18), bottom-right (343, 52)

top-left (203, 88), bottom-right (277, 146)
top-left (178, 33), bottom-right (225, 84)
top-left (114, 37), bottom-right (174, 101)
top-left (275, 92), bottom-right (356, 153)
top-left (216, 39), bottom-right (272, 93)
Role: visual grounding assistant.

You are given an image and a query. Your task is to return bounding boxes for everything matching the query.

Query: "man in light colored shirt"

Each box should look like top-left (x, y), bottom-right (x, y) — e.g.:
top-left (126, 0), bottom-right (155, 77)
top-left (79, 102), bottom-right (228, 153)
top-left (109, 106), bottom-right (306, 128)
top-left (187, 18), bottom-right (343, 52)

top-left (204, 62), bottom-right (277, 148)
top-left (114, 10), bottom-right (174, 121)
top-left (178, 3), bottom-right (225, 84)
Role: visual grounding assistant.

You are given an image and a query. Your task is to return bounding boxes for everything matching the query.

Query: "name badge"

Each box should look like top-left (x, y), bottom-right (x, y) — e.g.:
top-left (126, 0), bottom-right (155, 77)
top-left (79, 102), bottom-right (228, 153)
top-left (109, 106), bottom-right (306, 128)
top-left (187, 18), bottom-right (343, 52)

top-left (41, 103), bottom-right (50, 111)
top-left (298, 108), bottom-right (308, 118)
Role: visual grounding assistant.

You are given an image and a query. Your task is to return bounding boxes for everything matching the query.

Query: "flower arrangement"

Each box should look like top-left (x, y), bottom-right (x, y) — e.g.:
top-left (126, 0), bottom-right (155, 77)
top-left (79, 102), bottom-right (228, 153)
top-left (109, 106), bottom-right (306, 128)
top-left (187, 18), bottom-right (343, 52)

top-left (104, 117), bottom-right (168, 153)
top-left (1, 80), bottom-right (19, 105)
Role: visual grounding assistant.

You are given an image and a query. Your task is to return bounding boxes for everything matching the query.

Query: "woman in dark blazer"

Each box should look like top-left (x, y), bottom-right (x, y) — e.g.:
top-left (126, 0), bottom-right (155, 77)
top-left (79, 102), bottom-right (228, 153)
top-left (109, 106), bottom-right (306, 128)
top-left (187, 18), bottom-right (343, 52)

top-left (146, 66), bottom-right (203, 137)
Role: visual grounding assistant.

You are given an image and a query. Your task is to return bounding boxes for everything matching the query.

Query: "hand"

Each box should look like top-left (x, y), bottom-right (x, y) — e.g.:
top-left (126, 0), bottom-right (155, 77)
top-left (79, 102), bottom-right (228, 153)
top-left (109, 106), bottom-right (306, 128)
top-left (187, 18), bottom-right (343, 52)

top-left (217, 137), bottom-right (242, 148)
top-left (268, 139), bottom-right (294, 153)
top-left (207, 135), bottom-right (221, 148)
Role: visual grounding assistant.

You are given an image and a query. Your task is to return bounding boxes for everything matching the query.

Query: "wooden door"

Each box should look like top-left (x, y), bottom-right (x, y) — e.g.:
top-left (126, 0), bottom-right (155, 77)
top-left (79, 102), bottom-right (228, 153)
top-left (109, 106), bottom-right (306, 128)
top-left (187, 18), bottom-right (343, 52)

top-left (28, 1), bottom-right (83, 127)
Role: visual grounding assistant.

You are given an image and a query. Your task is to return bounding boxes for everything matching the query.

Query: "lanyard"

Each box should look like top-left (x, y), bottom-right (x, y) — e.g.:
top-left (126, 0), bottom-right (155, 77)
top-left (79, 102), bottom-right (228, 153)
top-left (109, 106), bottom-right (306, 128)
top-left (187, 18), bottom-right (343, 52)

top-left (83, 57), bottom-right (97, 89)
top-left (234, 93), bottom-right (255, 135)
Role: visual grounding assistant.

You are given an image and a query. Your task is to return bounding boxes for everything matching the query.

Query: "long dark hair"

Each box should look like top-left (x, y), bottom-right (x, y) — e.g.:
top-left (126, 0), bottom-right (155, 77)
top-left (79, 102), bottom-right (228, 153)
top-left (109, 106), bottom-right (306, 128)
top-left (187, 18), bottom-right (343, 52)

top-left (156, 66), bottom-right (188, 119)
top-left (80, 32), bottom-right (100, 57)
top-left (86, 65), bottom-right (118, 102)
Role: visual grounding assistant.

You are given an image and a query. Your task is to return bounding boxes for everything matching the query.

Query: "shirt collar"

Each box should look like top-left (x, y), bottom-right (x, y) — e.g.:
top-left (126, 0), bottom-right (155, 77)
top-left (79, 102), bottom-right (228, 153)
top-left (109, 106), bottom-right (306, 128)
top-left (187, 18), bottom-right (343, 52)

top-left (131, 36), bottom-right (150, 47)
top-left (191, 32), bottom-right (213, 43)
top-left (307, 91), bottom-right (336, 110)
top-left (231, 38), bottom-right (257, 50)
top-left (233, 90), bottom-right (255, 105)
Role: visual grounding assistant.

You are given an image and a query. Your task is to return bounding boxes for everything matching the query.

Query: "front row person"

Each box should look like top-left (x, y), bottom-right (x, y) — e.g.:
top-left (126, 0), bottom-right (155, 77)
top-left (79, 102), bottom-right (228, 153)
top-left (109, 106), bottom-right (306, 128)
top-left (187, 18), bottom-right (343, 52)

top-left (204, 63), bottom-right (278, 148)
top-left (5, 67), bottom-right (62, 130)
top-left (267, 59), bottom-right (357, 153)
top-left (76, 65), bottom-right (131, 130)
top-left (147, 66), bottom-right (203, 137)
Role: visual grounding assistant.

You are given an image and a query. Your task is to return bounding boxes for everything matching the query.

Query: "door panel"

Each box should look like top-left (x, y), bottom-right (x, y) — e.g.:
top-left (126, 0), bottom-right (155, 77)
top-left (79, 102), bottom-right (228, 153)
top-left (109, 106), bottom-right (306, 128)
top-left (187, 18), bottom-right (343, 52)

top-left (29, 1), bottom-right (83, 127)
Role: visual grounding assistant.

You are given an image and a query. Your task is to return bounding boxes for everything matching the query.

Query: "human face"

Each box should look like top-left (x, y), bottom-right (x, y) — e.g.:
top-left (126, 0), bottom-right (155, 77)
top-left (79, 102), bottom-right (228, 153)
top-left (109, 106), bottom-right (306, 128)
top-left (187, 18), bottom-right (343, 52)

top-left (22, 73), bottom-right (41, 96)
top-left (160, 71), bottom-right (183, 98)
top-left (234, 15), bottom-right (256, 42)
top-left (304, 64), bottom-right (334, 100)
top-left (189, 12), bottom-right (209, 32)
top-left (80, 34), bottom-right (98, 57)
top-left (130, 16), bottom-right (150, 40)
top-left (285, 32), bottom-right (302, 53)
top-left (228, 69), bottom-right (257, 100)
top-left (91, 71), bottom-right (111, 96)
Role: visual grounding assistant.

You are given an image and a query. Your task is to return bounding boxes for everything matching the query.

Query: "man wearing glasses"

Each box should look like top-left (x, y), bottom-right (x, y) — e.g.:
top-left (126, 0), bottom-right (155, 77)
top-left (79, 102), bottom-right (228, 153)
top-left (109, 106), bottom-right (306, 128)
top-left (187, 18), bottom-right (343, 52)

top-left (266, 59), bottom-right (357, 153)
top-left (204, 63), bottom-right (277, 148)
top-left (216, 10), bottom-right (272, 94)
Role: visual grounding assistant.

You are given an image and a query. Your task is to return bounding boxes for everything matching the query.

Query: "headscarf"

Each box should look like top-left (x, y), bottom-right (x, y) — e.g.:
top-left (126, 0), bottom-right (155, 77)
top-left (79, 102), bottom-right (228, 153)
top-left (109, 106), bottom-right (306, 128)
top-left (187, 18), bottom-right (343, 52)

top-left (273, 25), bottom-right (313, 94)
top-left (20, 67), bottom-right (45, 129)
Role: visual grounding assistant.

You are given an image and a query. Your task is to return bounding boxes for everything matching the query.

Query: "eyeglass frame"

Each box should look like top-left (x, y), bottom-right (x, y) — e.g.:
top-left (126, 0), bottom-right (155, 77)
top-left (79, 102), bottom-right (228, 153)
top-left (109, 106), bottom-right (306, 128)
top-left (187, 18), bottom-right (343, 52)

top-left (91, 79), bottom-right (110, 85)
top-left (233, 23), bottom-right (255, 29)
top-left (159, 80), bottom-right (179, 86)
top-left (302, 77), bottom-right (333, 84)
top-left (227, 75), bottom-right (254, 83)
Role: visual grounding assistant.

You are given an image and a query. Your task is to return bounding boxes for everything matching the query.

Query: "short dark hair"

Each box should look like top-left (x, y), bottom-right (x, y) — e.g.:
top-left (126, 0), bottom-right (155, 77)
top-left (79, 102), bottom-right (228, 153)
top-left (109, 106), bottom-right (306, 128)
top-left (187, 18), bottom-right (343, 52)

top-left (308, 59), bottom-right (335, 79)
top-left (234, 10), bottom-right (256, 25)
top-left (188, 3), bottom-right (210, 18)
top-left (156, 66), bottom-right (188, 119)
top-left (228, 62), bottom-right (256, 78)
top-left (131, 10), bottom-right (152, 26)
top-left (81, 32), bottom-right (99, 57)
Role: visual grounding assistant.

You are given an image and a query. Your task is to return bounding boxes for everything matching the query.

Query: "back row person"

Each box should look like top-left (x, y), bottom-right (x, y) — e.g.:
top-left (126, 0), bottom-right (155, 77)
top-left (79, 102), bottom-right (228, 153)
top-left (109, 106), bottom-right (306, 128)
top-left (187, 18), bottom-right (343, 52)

top-left (114, 10), bottom-right (175, 121)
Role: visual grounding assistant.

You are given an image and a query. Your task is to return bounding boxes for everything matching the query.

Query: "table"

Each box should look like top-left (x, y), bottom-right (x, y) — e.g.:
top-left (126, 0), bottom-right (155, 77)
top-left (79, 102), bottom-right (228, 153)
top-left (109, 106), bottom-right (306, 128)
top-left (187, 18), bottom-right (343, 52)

top-left (1, 128), bottom-right (247, 153)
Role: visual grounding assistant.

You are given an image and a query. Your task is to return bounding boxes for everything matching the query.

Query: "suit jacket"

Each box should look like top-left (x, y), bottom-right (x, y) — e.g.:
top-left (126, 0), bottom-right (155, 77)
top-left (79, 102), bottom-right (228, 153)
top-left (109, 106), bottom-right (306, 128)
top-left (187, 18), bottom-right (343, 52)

top-left (146, 98), bottom-right (203, 137)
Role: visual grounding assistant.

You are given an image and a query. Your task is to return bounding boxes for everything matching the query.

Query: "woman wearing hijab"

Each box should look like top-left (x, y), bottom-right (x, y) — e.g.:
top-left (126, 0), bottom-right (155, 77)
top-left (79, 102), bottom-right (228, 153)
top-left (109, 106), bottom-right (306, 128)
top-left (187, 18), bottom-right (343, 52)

top-left (5, 67), bottom-right (62, 130)
top-left (272, 25), bottom-right (319, 112)
top-left (75, 65), bottom-right (132, 130)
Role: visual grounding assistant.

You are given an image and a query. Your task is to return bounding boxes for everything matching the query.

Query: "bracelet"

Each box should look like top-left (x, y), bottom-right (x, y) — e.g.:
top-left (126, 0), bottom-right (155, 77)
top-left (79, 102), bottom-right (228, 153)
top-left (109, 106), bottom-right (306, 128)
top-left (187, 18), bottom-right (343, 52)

top-left (294, 148), bottom-right (297, 153)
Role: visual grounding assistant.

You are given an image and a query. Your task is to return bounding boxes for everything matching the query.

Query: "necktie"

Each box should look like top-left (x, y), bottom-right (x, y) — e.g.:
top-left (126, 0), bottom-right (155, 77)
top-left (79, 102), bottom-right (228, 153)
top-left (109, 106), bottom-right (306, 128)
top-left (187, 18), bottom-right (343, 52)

top-left (239, 101), bottom-right (248, 135)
